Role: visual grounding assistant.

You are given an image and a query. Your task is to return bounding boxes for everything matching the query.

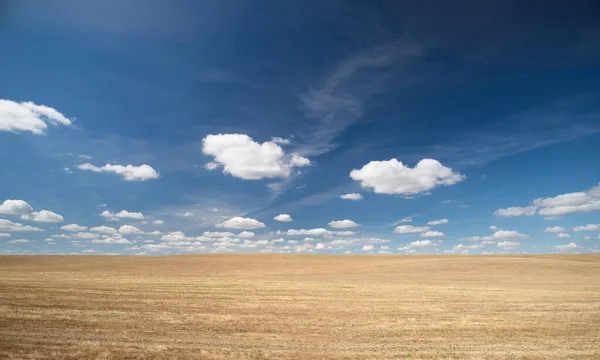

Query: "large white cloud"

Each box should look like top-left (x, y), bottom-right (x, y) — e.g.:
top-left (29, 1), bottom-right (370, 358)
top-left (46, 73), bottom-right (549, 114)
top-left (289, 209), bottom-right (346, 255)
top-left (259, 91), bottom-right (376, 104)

top-left (101, 210), bottom-right (145, 220)
top-left (497, 241), bottom-right (520, 250)
top-left (494, 183), bottom-right (600, 217)
top-left (553, 242), bottom-right (578, 251)
top-left (0, 200), bottom-right (34, 215)
top-left (0, 100), bottom-right (72, 134)
top-left (393, 225), bottom-right (430, 234)
top-left (328, 219), bottom-right (359, 228)
top-left (77, 163), bottom-right (159, 181)
top-left (202, 134), bottom-right (310, 180)
top-left (273, 214), bottom-right (293, 222)
top-left (281, 228), bottom-right (331, 236)
top-left (349, 158), bottom-right (465, 195)
top-left (20, 210), bottom-right (64, 223)
top-left (218, 216), bottom-right (266, 229)
top-left (0, 200), bottom-right (63, 223)
top-left (0, 219), bottom-right (43, 232)
top-left (420, 231), bottom-right (444, 237)
top-left (340, 193), bottom-right (363, 200)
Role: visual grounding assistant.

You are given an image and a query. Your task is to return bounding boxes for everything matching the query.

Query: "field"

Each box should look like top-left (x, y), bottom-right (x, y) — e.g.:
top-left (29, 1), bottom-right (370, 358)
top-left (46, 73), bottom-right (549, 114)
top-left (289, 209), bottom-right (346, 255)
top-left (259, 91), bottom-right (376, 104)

top-left (0, 255), bottom-right (599, 359)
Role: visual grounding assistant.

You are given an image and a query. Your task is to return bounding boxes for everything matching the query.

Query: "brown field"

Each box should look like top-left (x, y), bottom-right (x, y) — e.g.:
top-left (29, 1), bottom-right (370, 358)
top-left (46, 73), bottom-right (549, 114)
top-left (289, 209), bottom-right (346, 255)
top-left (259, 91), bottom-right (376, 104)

top-left (0, 255), bottom-right (599, 359)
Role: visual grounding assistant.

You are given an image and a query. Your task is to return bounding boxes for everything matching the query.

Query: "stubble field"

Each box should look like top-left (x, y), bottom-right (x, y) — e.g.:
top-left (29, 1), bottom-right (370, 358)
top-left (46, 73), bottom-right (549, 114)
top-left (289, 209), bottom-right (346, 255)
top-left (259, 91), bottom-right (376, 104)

top-left (0, 254), bottom-right (599, 359)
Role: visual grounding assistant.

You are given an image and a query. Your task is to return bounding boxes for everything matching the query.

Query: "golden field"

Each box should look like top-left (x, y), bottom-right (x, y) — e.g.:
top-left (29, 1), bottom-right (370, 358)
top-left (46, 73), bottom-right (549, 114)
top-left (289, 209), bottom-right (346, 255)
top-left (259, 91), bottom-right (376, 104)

top-left (0, 254), bottom-right (599, 359)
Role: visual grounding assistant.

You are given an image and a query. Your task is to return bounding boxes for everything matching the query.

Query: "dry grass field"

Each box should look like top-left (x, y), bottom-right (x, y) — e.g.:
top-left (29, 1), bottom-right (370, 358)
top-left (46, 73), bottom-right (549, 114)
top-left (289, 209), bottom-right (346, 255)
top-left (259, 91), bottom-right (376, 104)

top-left (0, 254), bottom-right (599, 359)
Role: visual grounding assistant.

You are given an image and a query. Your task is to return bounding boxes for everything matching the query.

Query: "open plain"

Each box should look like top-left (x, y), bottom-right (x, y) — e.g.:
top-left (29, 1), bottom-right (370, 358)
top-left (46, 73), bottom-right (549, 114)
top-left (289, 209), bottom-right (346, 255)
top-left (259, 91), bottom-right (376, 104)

top-left (0, 254), bottom-right (599, 359)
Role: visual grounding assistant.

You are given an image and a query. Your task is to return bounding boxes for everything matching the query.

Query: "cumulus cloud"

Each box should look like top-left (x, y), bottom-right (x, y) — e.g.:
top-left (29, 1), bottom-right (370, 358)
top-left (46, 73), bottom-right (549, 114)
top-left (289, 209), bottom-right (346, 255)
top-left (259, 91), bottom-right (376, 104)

top-left (176, 212), bottom-right (195, 217)
top-left (494, 206), bottom-right (537, 217)
top-left (335, 231), bottom-right (357, 236)
top-left (0, 200), bottom-right (34, 215)
top-left (350, 158), bottom-right (465, 195)
top-left (495, 183), bottom-right (600, 217)
top-left (497, 241), bottom-right (520, 250)
top-left (398, 240), bottom-right (439, 251)
top-left (0, 219), bottom-right (43, 232)
top-left (362, 244), bottom-right (374, 251)
top-left (238, 231), bottom-right (255, 238)
top-left (201, 134), bottom-right (310, 180)
top-left (544, 226), bottom-right (567, 233)
top-left (427, 219), bottom-right (448, 225)
top-left (553, 242), bottom-right (578, 251)
top-left (20, 210), bottom-right (64, 223)
top-left (90, 226), bottom-right (118, 234)
top-left (60, 224), bottom-right (86, 232)
top-left (393, 225), bottom-right (430, 234)
top-left (340, 193), bottom-right (363, 200)
top-left (77, 163), bottom-right (159, 181)
top-left (218, 217), bottom-right (266, 229)
top-left (315, 242), bottom-right (325, 250)
top-left (101, 210), bottom-right (145, 220)
top-left (118, 225), bottom-right (143, 235)
top-left (0, 100), bottom-right (72, 134)
top-left (420, 231), bottom-right (444, 237)
top-left (328, 219), bottom-right (359, 228)
top-left (573, 224), bottom-right (600, 232)
top-left (74, 232), bottom-right (98, 239)
top-left (152, 220), bottom-right (164, 225)
top-left (274, 214), bottom-right (293, 222)
top-left (0, 233), bottom-right (12, 238)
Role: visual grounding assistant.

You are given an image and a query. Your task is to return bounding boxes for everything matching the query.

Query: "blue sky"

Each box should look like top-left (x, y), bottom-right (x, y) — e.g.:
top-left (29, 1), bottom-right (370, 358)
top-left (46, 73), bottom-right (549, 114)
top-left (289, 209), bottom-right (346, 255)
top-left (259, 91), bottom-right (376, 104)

top-left (1, 0), bottom-right (600, 255)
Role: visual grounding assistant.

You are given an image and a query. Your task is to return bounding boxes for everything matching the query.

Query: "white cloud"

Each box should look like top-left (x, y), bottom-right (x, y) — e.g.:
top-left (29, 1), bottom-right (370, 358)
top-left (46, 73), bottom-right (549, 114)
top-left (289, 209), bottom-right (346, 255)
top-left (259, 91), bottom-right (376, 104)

top-left (573, 224), bottom-right (600, 232)
top-left (462, 230), bottom-right (529, 242)
top-left (0, 219), bottom-right (43, 232)
top-left (328, 219), bottom-right (359, 229)
top-left (0, 100), bottom-right (72, 134)
top-left (204, 162), bottom-right (219, 170)
top-left (315, 242), bottom-right (325, 250)
top-left (238, 231), bottom-right (255, 238)
top-left (90, 226), bottom-right (118, 234)
top-left (0, 200), bottom-right (34, 215)
top-left (77, 163), bottom-right (159, 181)
top-left (427, 219), bottom-right (448, 225)
top-left (75, 232), bottom-right (98, 239)
top-left (118, 225), bottom-right (143, 235)
top-left (0, 233), bottom-right (12, 238)
top-left (152, 220), bottom-right (164, 225)
top-left (101, 210), bottom-right (145, 220)
top-left (202, 134), bottom-right (310, 180)
top-left (409, 240), bottom-right (436, 247)
top-left (91, 238), bottom-right (132, 244)
top-left (203, 231), bottom-right (235, 238)
top-left (497, 241), bottom-right (520, 250)
top-left (218, 217), bottom-right (266, 229)
top-left (282, 228), bottom-right (331, 236)
top-left (60, 224), bottom-right (88, 232)
top-left (161, 231), bottom-right (190, 242)
top-left (362, 244), bottom-right (374, 251)
top-left (340, 193), bottom-right (363, 200)
top-left (335, 231), bottom-right (357, 236)
top-left (20, 210), bottom-right (64, 223)
top-left (274, 214), bottom-right (293, 222)
top-left (496, 183), bottom-right (600, 217)
top-left (397, 217), bottom-right (412, 223)
top-left (393, 225), bottom-right (430, 234)
top-left (553, 242), bottom-right (578, 251)
top-left (7, 239), bottom-right (32, 244)
top-left (294, 243), bottom-right (314, 253)
top-left (544, 226), bottom-right (567, 233)
top-left (420, 231), bottom-right (444, 237)
top-left (555, 233), bottom-right (572, 239)
top-left (349, 158), bottom-right (465, 195)
top-left (146, 231), bottom-right (162, 236)
top-left (494, 206), bottom-right (537, 217)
